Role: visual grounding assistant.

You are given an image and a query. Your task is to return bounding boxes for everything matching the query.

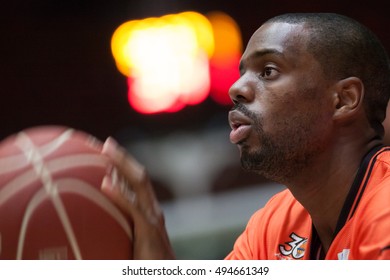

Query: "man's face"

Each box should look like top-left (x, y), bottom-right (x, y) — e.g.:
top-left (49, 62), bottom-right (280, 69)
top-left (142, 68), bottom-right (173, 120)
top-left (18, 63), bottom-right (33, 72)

top-left (228, 22), bottom-right (334, 183)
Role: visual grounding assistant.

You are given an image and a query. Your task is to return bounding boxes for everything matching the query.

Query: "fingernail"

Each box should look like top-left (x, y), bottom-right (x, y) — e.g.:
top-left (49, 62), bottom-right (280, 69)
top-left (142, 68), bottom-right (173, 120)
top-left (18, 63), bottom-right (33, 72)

top-left (111, 167), bottom-right (119, 186)
top-left (87, 135), bottom-right (103, 151)
top-left (101, 175), bottom-right (113, 191)
top-left (102, 136), bottom-right (119, 156)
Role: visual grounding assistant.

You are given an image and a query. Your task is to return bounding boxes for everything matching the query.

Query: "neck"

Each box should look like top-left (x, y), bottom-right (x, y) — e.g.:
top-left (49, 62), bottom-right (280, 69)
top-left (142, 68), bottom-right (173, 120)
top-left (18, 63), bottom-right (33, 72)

top-left (285, 135), bottom-right (382, 252)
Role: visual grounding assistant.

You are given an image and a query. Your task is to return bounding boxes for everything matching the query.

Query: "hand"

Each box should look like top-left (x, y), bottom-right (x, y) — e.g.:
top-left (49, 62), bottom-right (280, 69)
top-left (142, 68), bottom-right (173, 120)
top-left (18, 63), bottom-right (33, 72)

top-left (100, 137), bottom-right (175, 259)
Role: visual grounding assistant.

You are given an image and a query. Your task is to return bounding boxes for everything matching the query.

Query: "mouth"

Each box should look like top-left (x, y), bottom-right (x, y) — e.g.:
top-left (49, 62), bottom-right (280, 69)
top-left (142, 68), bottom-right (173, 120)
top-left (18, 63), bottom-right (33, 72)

top-left (228, 110), bottom-right (252, 144)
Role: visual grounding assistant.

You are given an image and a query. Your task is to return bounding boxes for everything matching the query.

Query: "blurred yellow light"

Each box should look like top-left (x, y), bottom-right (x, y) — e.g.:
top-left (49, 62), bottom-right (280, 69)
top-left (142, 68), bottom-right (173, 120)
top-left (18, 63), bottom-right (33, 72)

top-left (111, 12), bottom-right (214, 77)
top-left (207, 11), bottom-right (242, 64)
top-left (111, 11), bottom-right (214, 113)
top-left (207, 11), bottom-right (242, 105)
top-left (110, 10), bottom-right (242, 113)
top-left (111, 20), bottom-right (138, 76)
top-left (176, 11), bottom-right (215, 57)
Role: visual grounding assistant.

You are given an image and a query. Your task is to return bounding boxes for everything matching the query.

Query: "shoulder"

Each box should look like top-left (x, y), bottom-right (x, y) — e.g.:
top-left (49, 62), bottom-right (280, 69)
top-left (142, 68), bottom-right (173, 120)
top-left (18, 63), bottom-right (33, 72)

top-left (226, 188), bottom-right (311, 260)
top-left (351, 147), bottom-right (390, 258)
top-left (364, 146), bottom-right (390, 197)
top-left (246, 188), bottom-right (304, 230)
top-left (374, 146), bottom-right (390, 166)
top-left (256, 188), bottom-right (298, 213)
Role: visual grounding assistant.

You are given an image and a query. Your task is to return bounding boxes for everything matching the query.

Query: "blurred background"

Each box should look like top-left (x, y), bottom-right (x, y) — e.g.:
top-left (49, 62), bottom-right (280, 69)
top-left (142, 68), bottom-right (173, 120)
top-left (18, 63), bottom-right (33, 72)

top-left (1, 0), bottom-right (390, 259)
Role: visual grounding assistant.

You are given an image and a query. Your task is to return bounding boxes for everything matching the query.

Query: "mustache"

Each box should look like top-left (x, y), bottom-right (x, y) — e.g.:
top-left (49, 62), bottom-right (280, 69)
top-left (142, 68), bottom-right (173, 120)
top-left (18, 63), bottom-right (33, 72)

top-left (230, 103), bottom-right (256, 120)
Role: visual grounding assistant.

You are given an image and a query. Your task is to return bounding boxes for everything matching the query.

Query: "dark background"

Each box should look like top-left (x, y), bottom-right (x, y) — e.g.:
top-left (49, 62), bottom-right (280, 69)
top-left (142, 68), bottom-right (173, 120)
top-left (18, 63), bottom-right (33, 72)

top-left (2, 0), bottom-right (390, 260)
top-left (1, 0), bottom-right (389, 142)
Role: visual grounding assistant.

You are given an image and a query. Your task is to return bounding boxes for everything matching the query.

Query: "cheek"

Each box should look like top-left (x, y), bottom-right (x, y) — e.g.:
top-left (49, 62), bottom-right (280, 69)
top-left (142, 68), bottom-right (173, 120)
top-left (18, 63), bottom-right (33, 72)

top-left (249, 83), bottom-right (330, 137)
top-left (254, 97), bottom-right (298, 134)
top-left (266, 104), bottom-right (327, 144)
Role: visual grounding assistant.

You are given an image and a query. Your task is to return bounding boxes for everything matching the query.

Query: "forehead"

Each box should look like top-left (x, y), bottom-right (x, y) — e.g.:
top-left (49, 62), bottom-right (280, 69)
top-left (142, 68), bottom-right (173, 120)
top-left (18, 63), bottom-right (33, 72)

top-left (242, 22), bottom-right (311, 63)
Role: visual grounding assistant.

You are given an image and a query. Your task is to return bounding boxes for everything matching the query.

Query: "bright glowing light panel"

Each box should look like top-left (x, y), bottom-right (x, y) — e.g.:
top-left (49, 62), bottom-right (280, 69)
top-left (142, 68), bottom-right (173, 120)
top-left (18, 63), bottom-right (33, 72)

top-left (111, 11), bottom-right (242, 114)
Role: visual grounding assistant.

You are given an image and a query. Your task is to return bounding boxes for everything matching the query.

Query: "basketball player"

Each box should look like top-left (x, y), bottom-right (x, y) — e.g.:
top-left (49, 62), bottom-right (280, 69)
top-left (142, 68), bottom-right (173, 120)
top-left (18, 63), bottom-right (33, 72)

top-left (101, 13), bottom-right (390, 259)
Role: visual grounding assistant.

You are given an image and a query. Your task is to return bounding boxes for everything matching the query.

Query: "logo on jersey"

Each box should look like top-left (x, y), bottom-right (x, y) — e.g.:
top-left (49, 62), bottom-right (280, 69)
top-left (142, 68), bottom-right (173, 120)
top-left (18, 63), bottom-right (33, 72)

top-left (337, 249), bottom-right (350, 260)
top-left (277, 232), bottom-right (308, 259)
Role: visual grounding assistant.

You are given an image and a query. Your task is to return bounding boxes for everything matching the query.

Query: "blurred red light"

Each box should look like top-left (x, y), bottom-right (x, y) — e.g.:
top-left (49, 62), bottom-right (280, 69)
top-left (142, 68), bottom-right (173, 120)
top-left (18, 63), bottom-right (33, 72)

top-left (209, 55), bottom-right (240, 106)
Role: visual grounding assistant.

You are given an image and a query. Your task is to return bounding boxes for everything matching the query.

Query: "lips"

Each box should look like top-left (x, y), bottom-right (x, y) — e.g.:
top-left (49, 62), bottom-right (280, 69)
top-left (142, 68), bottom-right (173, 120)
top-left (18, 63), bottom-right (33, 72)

top-left (228, 110), bottom-right (252, 144)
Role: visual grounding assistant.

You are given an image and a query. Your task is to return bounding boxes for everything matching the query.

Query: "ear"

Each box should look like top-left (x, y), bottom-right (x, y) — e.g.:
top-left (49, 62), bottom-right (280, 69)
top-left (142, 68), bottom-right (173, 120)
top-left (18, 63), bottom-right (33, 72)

top-left (332, 77), bottom-right (364, 122)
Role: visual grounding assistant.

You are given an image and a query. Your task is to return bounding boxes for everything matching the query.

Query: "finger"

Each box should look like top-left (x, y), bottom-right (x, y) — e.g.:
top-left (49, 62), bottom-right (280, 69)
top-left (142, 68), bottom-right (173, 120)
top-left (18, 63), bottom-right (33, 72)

top-left (101, 174), bottom-right (136, 217)
top-left (102, 137), bottom-right (146, 190)
top-left (101, 171), bottom-right (164, 230)
top-left (102, 137), bottom-right (159, 210)
top-left (100, 139), bottom-right (160, 220)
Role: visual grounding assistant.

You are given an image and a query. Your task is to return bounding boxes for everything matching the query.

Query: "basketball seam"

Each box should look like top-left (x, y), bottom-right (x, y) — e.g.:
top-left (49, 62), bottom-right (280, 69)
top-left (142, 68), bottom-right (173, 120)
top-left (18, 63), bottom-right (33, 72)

top-left (15, 130), bottom-right (83, 260)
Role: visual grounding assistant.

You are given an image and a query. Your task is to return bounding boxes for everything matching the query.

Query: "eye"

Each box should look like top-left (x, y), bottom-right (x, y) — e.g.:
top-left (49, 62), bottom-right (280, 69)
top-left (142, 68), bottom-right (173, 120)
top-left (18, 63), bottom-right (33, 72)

top-left (259, 66), bottom-right (278, 79)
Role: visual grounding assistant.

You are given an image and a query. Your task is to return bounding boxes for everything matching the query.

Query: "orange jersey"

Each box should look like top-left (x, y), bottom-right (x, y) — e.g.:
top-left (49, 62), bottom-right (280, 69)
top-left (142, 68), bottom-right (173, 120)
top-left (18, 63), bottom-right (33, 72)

top-left (225, 146), bottom-right (390, 260)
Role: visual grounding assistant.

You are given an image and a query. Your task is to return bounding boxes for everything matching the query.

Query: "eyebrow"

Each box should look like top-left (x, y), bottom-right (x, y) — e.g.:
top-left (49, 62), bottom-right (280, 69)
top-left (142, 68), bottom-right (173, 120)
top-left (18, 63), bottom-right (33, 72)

top-left (239, 48), bottom-right (285, 73)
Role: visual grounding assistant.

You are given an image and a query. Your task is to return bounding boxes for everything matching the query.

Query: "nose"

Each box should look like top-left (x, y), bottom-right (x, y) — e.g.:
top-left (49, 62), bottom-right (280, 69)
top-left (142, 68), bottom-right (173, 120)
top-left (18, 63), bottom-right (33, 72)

top-left (228, 75), bottom-right (255, 105)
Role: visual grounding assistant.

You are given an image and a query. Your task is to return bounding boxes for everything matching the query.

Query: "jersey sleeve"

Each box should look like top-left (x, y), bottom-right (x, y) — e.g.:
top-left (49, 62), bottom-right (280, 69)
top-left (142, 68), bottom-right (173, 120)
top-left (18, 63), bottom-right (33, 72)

top-left (224, 207), bottom-right (266, 260)
top-left (358, 206), bottom-right (390, 259)
top-left (224, 189), bottom-right (293, 260)
top-left (355, 217), bottom-right (390, 259)
top-left (224, 212), bottom-right (256, 260)
top-left (352, 178), bottom-right (390, 260)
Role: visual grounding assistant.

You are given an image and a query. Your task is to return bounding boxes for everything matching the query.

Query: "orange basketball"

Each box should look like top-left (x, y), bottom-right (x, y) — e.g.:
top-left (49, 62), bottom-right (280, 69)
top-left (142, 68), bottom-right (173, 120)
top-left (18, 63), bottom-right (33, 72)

top-left (0, 125), bottom-right (132, 259)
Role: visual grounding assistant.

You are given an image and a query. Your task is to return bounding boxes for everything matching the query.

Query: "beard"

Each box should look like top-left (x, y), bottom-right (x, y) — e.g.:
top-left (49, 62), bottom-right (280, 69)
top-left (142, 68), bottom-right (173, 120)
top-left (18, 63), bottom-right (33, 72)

top-left (236, 104), bottom-right (325, 184)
